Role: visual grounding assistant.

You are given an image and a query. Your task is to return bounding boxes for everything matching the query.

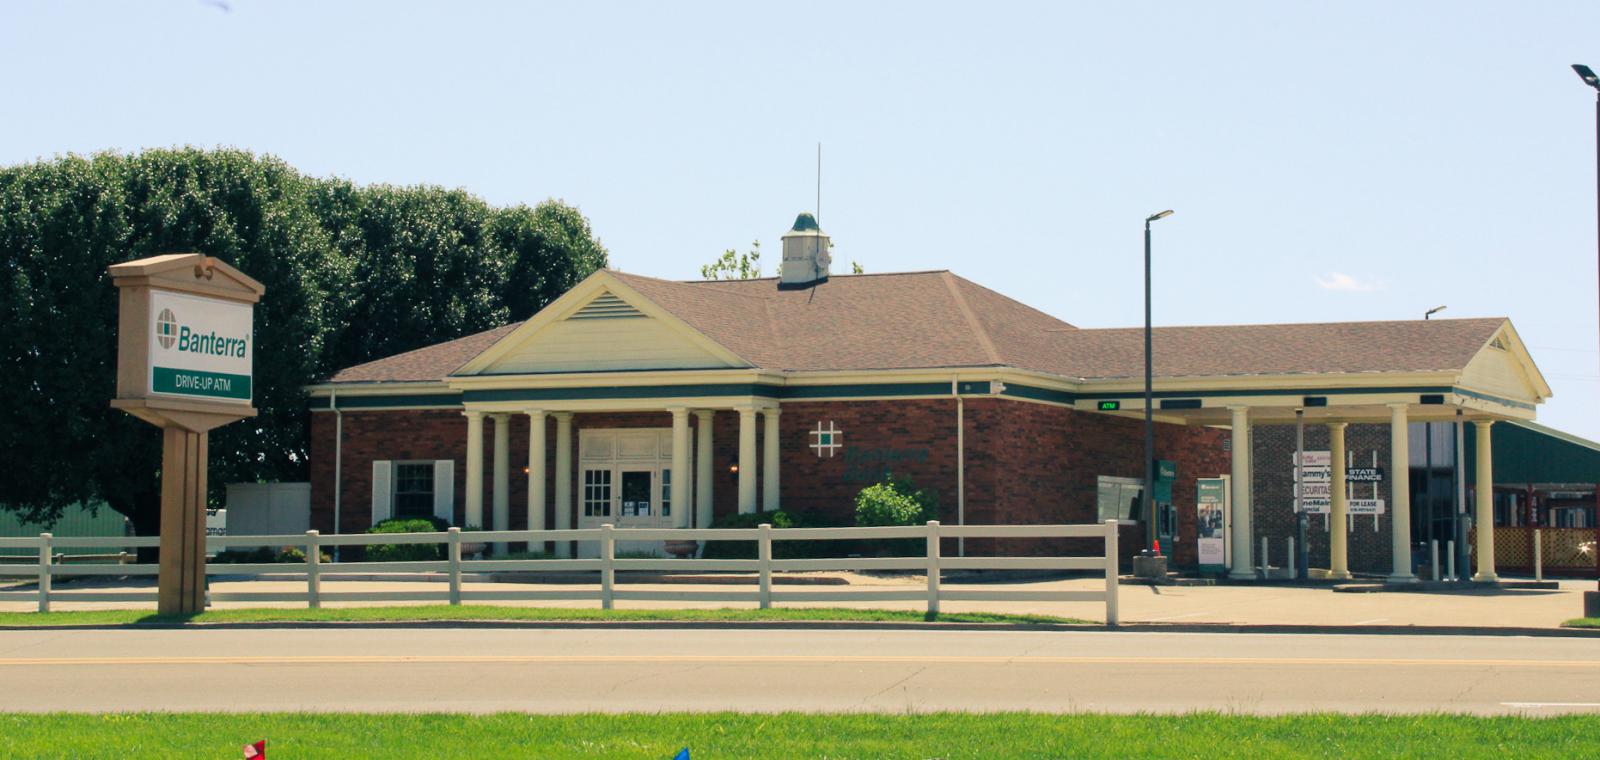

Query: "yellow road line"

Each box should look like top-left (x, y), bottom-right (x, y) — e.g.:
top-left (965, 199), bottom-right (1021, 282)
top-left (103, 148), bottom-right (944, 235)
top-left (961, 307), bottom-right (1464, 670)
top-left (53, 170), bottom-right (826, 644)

top-left (0, 654), bottom-right (1595, 668)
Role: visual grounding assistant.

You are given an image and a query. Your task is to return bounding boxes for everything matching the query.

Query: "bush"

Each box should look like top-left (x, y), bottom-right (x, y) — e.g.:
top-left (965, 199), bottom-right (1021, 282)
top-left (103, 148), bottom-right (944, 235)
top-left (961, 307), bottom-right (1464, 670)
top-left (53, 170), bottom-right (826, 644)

top-left (853, 474), bottom-right (940, 557)
top-left (365, 518), bottom-right (447, 562)
top-left (854, 474), bottom-right (938, 527)
top-left (211, 547), bottom-right (330, 564)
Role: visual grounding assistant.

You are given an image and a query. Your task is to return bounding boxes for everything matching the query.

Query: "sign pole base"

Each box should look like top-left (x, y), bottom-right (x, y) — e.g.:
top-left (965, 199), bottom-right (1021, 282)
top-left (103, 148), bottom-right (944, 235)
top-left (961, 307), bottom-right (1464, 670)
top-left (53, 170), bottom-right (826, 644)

top-left (157, 427), bottom-right (208, 616)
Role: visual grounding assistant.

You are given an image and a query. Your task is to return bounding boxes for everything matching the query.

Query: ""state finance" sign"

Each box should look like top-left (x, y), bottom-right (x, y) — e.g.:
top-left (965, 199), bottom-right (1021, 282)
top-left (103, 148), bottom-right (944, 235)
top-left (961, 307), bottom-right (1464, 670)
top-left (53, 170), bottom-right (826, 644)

top-left (148, 290), bottom-right (253, 403)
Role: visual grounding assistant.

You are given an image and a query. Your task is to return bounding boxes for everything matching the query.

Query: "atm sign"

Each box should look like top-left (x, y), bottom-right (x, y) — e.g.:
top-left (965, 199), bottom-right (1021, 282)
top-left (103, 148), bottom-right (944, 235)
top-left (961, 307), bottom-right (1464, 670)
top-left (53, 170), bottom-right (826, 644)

top-left (1097, 401), bottom-right (1121, 411)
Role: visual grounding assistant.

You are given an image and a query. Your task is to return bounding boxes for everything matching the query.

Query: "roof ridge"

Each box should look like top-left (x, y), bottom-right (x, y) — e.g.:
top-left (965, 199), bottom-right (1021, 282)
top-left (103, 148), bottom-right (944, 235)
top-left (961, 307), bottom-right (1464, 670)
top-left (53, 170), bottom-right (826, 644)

top-left (1066, 317), bottom-right (1508, 333)
top-left (941, 271), bottom-right (1003, 366)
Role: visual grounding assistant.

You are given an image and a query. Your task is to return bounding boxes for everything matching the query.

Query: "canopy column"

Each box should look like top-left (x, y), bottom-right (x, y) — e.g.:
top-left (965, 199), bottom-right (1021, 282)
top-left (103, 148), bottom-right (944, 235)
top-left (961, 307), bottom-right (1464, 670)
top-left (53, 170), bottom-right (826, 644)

top-left (1228, 406), bottom-right (1254, 579)
top-left (1388, 403), bottom-right (1417, 583)
top-left (762, 407), bottom-right (781, 512)
top-left (1473, 420), bottom-right (1499, 582)
top-left (1328, 422), bottom-right (1352, 580)
top-left (491, 413), bottom-right (510, 554)
top-left (526, 408), bottom-right (547, 535)
top-left (670, 407), bottom-right (691, 528)
top-left (463, 410), bottom-right (484, 529)
top-left (553, 412), bottom-right (574, 558)
top-left (737, 405), bottom-right (758, 514)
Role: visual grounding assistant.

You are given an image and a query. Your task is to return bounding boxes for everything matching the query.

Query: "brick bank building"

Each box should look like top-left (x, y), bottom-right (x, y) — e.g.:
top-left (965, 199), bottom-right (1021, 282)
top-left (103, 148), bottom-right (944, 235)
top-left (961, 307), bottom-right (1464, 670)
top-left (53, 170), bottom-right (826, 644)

top-left (308, 214), bottom-right (1558, 580)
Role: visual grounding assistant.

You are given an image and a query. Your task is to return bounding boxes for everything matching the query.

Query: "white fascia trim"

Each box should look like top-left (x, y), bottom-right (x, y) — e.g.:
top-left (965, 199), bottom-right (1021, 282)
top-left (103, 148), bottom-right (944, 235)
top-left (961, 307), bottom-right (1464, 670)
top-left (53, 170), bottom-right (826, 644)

top-left (305, 381), bottom-right (455, 398)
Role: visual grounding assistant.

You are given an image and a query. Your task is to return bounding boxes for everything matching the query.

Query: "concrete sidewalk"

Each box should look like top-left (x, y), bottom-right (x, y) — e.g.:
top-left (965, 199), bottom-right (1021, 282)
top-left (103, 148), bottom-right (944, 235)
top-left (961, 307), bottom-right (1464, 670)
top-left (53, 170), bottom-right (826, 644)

top-left (4, 574), bottom-right (1590, 628)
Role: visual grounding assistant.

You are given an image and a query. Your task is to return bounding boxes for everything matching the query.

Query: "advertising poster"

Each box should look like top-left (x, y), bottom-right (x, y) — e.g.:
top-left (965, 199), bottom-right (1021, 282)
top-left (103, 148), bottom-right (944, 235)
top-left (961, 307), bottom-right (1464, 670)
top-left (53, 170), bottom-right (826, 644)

top-left (1196, 477), bottom-right (1228, 572)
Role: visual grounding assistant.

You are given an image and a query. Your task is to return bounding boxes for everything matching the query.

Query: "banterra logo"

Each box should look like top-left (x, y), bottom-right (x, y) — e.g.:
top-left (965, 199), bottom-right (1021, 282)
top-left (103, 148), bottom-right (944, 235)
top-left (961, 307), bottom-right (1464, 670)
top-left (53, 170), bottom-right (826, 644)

top-left (155, 309), bottom-right (249, 358)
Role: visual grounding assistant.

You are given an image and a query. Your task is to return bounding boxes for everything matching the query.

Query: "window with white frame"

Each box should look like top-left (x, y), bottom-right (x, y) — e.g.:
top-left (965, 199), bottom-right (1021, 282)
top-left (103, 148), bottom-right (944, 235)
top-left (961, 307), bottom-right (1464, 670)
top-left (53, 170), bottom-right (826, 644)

top-left (583, 469), bottom-right (612, 517)
top-left (393, 462), bottom-right (435, 520)
top-left (661, 469), bottom-right (672, 517)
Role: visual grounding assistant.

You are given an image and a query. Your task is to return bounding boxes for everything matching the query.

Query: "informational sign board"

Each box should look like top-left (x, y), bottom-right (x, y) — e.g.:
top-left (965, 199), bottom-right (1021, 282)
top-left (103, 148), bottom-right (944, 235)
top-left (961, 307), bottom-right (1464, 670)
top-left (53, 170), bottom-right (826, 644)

top-left (1346, 467), bottom-right (1384, 482)
top-left (1292, 451), bottom-right (1332, 513)
top-left (1196, 477), bottom-right (1229, 572)
top-left (148, 290), bottom-right (254, 403)
top-left (1348, 499), bottom-right (1386, 515)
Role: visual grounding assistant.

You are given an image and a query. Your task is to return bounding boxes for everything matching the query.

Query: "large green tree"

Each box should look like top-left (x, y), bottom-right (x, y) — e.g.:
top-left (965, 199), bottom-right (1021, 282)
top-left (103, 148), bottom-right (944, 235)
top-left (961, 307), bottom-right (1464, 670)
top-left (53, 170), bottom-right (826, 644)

top-left (0, 148), bottom-right (607, 538)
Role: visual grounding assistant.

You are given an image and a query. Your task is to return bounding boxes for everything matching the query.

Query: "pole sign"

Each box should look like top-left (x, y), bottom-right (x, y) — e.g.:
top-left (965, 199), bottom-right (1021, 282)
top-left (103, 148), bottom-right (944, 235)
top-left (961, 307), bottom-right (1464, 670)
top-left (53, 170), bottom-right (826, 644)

top-left (148, 290), bottom-right (253, 403)
top-left (1293, 451), bottom-right (1332, 513)
top-left (1196, 477), bottom-right (1228, 572)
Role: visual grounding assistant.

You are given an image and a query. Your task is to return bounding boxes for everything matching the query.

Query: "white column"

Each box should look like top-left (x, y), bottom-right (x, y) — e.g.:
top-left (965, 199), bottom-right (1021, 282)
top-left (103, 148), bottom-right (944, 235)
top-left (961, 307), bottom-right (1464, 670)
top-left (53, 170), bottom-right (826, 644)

top-left (670, 407), bottom-right (691, 528)
top-left (491, 413), bottom-right (510, 554)
top-left (695, 410), bottom-right (715, 528)
top-left (1473, 420), bottom-right (1498, 582)
top-left (553, 412), bottom-right (574, 558)
top-left (526, 409), bottom-right (547, 534)
top-left (1388, 403), bottom-right (1417, 582)
top-left (463, 411), bottom-right (484, 529)
top-left (762, 407), bottom-right (781, 512)
top-left (737, 405), bottom-right (758, 514)
top-left (1228, 406), bottom-right (1254, 579)
top-left (1328, 422), bottom-right (1351, 580)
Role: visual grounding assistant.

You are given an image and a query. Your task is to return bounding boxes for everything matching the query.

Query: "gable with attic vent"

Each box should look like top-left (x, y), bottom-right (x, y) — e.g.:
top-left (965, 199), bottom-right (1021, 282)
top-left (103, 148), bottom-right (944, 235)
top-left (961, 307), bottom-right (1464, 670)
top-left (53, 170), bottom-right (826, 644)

top-left (468, 289), bottom-right (743, 375)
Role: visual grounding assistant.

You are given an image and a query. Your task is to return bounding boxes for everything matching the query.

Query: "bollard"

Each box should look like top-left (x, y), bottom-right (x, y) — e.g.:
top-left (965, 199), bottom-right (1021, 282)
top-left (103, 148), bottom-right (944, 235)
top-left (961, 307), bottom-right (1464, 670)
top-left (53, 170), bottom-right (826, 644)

top-left (1430, 540), bottom-right (1440, 582)
top-left (1534, 528), bottom-right (1543, 583)
top-left (1286, 537), bottom-right (1295, 579)
top-left (1104, 519), bottom-right (1120, 626)
top-left (1260, 536), bottom-right (1269, 575)
top-left (1446, 540), bottom-right (1456, 581)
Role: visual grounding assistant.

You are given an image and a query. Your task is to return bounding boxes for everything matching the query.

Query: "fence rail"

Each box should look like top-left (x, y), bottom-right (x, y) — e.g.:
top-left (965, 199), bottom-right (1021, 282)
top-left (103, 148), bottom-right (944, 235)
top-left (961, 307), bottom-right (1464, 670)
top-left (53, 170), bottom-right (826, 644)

top-left (0, 520), bottom-right (1121, 623)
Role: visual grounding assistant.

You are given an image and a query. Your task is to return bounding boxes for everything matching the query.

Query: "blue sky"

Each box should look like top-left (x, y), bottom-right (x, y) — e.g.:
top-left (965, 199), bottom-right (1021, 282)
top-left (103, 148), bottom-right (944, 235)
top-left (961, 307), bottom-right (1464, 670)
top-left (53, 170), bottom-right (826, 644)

top-left (4, 1), bottom-right (1599, 440)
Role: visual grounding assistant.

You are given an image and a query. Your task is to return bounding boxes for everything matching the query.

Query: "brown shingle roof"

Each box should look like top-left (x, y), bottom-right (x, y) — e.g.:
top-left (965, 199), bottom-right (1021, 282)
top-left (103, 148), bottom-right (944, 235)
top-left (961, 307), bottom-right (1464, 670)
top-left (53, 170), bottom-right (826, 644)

top-left (1053, 318), bottom-right (1505, 380)
top-left (321, 270), bottom-right (1506, 384)
top-left (328, 322), bottom-right (522, 383)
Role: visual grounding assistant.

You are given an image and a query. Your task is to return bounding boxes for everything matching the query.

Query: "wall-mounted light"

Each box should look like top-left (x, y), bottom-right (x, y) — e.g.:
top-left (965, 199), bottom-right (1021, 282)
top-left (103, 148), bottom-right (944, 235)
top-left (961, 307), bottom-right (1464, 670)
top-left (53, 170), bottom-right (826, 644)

top-left (522, 466), bottom-right (530, 475)
top-left (729, 464), bottom-right (739, 473)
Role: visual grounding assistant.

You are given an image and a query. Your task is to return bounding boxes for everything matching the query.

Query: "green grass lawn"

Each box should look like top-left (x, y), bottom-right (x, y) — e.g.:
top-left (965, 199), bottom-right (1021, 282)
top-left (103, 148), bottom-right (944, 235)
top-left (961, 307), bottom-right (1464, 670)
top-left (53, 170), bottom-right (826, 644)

top-left (0, 712), bottom-right (1594, 759)
top-left (1564, 617), bottom-right (1599, 628)
top-left (0, 605), bottom-right (1085, 627)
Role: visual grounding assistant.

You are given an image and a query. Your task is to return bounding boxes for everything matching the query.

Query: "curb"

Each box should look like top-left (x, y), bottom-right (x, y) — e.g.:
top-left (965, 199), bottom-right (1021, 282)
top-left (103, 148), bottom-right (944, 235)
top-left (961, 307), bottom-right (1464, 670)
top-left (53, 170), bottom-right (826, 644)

top-left (3, 619), bottom-right (1598, 637)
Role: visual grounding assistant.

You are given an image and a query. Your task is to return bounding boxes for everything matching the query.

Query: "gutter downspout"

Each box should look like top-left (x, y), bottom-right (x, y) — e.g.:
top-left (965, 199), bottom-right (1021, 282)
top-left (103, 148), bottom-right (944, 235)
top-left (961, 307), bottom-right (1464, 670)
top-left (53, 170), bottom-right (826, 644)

top-left (332, 388), bottom-right (342, 561)
top-left (953, 378), bottom-right (965, 557)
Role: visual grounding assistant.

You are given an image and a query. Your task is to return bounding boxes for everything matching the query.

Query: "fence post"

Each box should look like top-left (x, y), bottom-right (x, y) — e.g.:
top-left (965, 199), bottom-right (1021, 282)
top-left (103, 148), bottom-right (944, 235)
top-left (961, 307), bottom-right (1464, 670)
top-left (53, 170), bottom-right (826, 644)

top-left (601, 523), bottom-right (615, 610)
top-left (926, 521), bottom-right (941, 617)
top-left (1103, 520), bottom-right (1119, 626)
top-left (757, 523), bottom-right (773, 610)
top-left (305, 530), bottom-right (321, 609)
top-left (1534, 528), bottom-right (1543, 583)
top-left (37, 533), bottom-right (52, 613)
top-left (447, 527), bottom-right (462, 606)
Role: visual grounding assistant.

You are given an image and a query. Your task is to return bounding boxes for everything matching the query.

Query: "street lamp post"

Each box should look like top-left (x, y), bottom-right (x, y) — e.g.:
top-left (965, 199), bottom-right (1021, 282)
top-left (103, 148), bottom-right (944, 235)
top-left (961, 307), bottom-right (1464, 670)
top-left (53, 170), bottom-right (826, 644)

top-left (1144, 209), bottom-right (1173, 553)
top-left (1573, 64), bottom-right (1600, 594)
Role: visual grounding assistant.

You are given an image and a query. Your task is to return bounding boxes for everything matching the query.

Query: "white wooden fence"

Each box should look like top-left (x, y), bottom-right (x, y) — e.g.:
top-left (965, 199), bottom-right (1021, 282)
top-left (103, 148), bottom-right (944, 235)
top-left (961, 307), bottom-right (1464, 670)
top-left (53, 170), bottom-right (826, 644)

top-left (0, 520), bottom-right (1120, 624)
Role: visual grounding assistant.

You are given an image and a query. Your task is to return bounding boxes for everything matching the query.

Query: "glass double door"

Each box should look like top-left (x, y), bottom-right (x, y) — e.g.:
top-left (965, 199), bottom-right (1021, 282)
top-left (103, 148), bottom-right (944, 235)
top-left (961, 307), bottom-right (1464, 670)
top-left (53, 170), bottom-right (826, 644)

top-left (579, 464), bottom-right (669, 530)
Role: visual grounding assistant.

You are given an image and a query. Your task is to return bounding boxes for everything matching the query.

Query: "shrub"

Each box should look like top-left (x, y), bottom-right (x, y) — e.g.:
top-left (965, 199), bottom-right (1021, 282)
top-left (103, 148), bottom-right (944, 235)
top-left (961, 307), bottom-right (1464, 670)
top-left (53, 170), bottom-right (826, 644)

top-left (365, 518), bottom-right (447, 562)
top-left (854, 474), bottom-right (938, 527)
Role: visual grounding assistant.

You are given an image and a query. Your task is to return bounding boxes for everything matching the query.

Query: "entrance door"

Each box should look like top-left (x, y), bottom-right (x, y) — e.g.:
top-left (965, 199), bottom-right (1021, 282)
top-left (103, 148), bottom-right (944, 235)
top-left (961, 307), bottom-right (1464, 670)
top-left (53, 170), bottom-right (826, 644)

top-left (616, 466), bottom-right (665, 527)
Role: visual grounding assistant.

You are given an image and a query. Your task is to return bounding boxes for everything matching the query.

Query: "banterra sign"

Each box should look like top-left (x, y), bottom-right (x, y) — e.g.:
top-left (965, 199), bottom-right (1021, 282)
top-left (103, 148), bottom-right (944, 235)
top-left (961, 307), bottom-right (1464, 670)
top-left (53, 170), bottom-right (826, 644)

top-left (148, 290), bottom-right (253, 402)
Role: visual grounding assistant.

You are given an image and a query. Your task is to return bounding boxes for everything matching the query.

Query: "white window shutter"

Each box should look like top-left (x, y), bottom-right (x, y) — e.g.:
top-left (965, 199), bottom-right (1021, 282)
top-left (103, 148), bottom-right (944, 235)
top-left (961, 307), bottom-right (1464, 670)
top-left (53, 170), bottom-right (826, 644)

top-left (433, 460), bottom-right (455, 525)
top-left (371, 460), bottom-right (393, 525)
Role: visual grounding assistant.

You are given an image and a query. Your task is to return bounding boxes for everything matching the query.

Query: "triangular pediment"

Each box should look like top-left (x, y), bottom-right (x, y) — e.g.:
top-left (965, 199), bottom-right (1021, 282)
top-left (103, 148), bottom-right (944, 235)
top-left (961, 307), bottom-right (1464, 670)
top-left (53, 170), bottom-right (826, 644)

top-left (455, 272), bottom-right (748, 376)
top-left (1458, 320), bottom-right (1552, 404)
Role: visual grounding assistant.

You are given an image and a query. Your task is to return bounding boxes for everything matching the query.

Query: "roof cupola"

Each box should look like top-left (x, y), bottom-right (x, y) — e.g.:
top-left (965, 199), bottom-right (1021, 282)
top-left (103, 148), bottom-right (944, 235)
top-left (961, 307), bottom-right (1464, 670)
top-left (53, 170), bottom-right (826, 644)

top-left (779, 212), bottom-right (830, 288)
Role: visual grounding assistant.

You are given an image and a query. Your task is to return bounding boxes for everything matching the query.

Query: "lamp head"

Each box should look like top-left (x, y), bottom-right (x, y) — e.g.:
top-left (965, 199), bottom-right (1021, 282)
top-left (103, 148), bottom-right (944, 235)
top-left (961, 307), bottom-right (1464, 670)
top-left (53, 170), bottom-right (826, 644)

top-left (1425, 305), bottom-right (1447, 320)
top-left (1145, 210), bottom-right (1174, 223)
top-left (1575, 64), bottom-right (1600, 90)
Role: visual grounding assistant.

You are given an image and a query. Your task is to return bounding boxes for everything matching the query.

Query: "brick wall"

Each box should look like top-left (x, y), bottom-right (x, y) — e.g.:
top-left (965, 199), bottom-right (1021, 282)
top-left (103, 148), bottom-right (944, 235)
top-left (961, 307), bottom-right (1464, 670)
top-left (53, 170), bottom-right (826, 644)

top-left (1251, 422), bottom-right (1395, 575)
top-left (310, 398), bottom-right (1230, 567)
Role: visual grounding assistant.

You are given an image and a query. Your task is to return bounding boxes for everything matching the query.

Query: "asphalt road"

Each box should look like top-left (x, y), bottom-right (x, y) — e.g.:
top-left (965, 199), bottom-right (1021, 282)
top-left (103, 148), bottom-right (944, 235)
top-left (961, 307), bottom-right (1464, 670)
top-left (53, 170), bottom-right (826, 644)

top-left (2, 627), bottom-right (1598, 715)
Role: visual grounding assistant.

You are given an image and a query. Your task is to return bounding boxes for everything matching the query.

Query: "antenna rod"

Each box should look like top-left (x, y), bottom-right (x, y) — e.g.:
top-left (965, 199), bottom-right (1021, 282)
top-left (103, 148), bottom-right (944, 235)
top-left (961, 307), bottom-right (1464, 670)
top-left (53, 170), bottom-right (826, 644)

top-left (816, 142), bottom-right (822, 226)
